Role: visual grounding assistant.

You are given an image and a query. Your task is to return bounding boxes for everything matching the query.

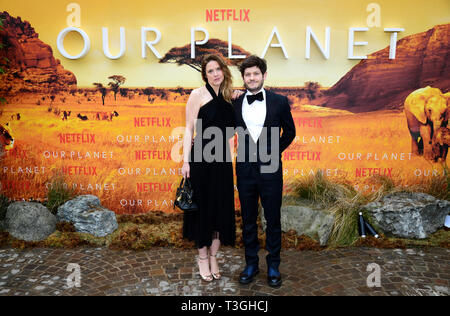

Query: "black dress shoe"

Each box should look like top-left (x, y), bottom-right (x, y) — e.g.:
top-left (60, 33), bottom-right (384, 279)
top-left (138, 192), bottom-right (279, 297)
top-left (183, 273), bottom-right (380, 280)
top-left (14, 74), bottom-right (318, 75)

top-left (267, 274), bottom-right (282, 288)
top-left (239, 266), bottom-right (259, 285)
top-left (267, 267), bottom-right (282, 288)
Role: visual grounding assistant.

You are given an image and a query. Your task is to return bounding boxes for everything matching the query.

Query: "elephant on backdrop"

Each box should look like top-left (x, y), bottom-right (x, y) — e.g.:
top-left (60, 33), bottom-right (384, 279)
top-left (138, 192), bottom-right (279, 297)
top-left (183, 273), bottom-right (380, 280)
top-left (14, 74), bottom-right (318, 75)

top-left (432, 126), bottom-right (450, 164)
top-left (404, 87), bottom-right (449, 161)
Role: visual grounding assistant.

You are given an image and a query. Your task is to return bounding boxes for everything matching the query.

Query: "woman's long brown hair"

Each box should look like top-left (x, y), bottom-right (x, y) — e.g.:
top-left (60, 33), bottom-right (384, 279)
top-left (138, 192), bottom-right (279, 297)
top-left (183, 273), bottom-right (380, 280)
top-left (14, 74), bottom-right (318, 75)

top-left (201, 54), bottom-right (233, 103)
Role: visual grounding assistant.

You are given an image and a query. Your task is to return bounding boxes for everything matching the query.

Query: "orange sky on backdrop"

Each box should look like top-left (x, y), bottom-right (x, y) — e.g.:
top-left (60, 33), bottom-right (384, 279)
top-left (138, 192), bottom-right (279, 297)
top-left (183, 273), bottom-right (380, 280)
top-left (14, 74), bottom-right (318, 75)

top-left (1, 0), bottom-right (449, 87)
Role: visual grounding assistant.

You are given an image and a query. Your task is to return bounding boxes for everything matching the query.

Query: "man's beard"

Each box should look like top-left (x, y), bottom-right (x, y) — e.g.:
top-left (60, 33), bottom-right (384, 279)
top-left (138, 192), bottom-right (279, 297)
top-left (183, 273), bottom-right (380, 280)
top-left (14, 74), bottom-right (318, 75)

top-left (244, 80), bottom-right (264, 93)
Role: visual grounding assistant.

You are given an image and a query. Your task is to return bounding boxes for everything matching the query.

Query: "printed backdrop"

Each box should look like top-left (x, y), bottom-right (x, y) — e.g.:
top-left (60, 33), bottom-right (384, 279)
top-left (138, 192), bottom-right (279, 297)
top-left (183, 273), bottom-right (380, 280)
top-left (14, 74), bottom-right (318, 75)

top-left (0, 0), bottom-right (449, 213)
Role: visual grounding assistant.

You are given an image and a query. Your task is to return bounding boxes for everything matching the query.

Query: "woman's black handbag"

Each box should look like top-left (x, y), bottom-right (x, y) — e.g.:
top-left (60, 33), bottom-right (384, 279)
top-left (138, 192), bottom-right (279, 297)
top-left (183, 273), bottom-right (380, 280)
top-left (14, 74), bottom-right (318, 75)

top-left (174, 178), bottom-right (198, 212)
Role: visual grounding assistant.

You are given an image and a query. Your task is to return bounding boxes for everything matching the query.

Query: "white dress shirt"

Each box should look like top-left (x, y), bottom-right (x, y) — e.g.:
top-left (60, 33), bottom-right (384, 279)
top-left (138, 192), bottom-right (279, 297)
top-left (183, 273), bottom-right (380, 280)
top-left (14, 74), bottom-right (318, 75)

top-left (242, 88), bottom-right (267, 143)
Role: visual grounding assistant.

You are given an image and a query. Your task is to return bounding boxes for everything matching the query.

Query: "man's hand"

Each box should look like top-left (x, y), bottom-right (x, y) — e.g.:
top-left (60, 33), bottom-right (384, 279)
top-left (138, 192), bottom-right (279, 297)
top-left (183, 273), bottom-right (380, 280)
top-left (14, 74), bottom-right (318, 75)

top-left (232, 90), bottom-right (244, 100)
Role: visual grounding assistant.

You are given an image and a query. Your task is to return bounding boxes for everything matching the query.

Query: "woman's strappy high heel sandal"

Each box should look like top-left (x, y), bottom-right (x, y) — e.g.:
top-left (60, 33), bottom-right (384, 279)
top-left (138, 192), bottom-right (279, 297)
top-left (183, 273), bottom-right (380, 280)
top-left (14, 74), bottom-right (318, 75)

top-left (209, 253), bottom-right (221, 280)
top-left (198, 256), bottom-right (213, 282)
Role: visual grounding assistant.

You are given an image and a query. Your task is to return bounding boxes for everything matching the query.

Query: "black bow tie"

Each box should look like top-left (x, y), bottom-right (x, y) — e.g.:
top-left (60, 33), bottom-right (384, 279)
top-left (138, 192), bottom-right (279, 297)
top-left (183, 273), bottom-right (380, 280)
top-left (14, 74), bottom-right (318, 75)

top-left (247, 92), bottom-right (264, 104)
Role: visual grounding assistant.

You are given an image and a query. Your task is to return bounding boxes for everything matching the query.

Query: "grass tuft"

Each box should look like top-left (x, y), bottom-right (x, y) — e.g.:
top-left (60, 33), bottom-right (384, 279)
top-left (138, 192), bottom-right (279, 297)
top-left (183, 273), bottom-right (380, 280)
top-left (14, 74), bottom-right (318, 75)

top-left (46, 176), bottom-right (75, 215)
top-left (0, 195), bottom-right (11, 222)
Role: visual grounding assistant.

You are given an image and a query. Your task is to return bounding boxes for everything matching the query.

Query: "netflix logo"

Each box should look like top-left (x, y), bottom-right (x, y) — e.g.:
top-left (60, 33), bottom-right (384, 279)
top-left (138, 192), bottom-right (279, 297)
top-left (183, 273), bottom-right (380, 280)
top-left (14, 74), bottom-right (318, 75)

top-left (59, 133), bottom-right (95, 144)
top-left (355, 168), bottom-right (393, 177)
top-left (134, 117), bottom-right (171, 127)
top-left (294, 118), bottom-right (323, 128)
top-left (1, 180), bottom-right (32, 191)
top-left (283, 151), bottom-right (321, 161)
top-left (62, 166), bottom-right (98, 176)
top-left (136, 183), bottom-right (173, 193)
top-left (206, 9), bottom-right (250, 22)
top-left (5, 149), bottom-right (27, 159)
top-left (135, 150), bottom-right (171, 160)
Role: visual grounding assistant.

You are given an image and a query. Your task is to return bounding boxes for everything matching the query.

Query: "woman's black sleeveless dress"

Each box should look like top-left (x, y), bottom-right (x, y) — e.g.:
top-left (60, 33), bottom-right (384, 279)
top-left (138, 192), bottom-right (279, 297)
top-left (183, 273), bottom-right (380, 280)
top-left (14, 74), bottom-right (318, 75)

top-left (183, 83), bottom-right (236, 249)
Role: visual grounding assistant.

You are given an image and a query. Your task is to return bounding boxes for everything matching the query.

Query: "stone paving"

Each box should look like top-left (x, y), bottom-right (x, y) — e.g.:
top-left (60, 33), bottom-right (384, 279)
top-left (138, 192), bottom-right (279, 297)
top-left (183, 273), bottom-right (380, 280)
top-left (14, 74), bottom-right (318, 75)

top-left (0, 246), bottom-right (448, 296)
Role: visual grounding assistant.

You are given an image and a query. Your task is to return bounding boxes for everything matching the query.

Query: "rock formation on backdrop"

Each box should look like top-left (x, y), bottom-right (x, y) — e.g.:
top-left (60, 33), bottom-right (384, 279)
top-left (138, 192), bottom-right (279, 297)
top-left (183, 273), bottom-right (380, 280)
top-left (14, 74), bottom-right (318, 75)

top-left (319, 24), bottom-right (450, 113)
top-left (0, 11), bottom-right (77, 94)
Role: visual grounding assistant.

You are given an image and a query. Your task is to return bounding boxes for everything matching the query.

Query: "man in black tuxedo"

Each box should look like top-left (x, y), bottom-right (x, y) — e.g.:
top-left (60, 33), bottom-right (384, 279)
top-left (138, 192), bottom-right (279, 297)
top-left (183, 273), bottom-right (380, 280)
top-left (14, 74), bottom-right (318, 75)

top-left (233, 55), bottom-right (296, 287)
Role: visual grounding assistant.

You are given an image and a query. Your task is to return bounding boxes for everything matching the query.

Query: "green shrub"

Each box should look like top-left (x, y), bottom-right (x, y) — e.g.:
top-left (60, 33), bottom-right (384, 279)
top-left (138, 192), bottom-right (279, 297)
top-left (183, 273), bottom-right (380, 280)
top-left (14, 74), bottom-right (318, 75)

top-left (292, 173), bottom-right (363, 246)
top-left (0, 195), bottom-right (10, 222)
top-left (46, 177), bottom-right (75, 215)
top-left (293, 172), bottom-right (357, 207)
top-left (422, 165), bottom-right (450, 201)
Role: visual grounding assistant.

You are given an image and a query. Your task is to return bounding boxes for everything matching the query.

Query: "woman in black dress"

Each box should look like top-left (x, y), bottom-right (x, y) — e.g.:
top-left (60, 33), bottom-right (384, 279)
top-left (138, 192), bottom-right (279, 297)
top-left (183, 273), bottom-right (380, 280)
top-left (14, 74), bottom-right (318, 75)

top-left (182, 54), bottom-right (236, 282)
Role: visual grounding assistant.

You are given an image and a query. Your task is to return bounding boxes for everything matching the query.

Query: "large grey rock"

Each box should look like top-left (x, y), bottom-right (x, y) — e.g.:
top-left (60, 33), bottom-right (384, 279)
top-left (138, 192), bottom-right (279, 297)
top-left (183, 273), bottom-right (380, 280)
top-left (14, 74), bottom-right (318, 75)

top-left (363, 192), bottom-right (450, 239)
top-left (5, 202), bottom-right (57, 241)
top-left (261, 200), bottom-right (335, 246)
top-left (57, 195), bottom-right (118, 237)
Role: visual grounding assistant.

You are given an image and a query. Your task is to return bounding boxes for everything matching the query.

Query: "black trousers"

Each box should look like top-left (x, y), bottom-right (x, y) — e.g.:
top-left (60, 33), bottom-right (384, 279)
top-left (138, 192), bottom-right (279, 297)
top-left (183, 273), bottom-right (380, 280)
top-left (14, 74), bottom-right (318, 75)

top-left (237, 162), bottom-right (283, 270)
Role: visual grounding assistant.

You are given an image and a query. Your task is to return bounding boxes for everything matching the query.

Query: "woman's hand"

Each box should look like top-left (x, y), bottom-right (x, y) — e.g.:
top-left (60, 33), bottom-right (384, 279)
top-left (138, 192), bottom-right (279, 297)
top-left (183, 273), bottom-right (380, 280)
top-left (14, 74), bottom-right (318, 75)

top-left (182, 162), bottom-right (190, 179)
top-left (232, 90), bottom-right (244, 100)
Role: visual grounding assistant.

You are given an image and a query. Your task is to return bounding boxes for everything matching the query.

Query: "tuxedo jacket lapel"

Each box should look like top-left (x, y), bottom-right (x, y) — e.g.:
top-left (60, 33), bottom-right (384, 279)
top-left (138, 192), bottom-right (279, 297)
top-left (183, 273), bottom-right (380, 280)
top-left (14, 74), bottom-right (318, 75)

top-left (263, 91), bottom-right (274, 128)
top-left (235, 94), bottom-right (248, 130)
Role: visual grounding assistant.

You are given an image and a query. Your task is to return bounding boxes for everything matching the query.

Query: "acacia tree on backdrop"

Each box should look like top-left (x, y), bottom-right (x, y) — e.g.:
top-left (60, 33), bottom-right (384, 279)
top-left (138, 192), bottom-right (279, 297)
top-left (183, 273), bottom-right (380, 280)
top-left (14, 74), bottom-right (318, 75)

top-left (159, 38), bottom-right (252, 72)
top-left (172, 86), bottom-right (188, 96)
top-left (93, 83), bottom-right (108, 105)
top-left (143, 87), bottom-right (156, 102)
top-left (304, 81), bottom-right (322, 100)
top-left (119, 88), bottom-right (128, 97)
top-left (108, 75), bottom-right (126, 101)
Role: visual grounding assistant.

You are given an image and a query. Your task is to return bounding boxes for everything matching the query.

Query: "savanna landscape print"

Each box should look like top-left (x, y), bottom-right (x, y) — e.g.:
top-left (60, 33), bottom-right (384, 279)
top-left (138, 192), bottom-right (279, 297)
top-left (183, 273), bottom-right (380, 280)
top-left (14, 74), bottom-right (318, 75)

top-left (0, 9), bottom-right (449, 214)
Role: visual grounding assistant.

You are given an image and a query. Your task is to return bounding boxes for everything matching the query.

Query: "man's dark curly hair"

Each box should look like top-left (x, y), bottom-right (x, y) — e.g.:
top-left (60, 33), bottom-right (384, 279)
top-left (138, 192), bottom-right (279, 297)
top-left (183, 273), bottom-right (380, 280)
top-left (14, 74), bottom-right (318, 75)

top-left (239, 55), bottom-right (267, 76)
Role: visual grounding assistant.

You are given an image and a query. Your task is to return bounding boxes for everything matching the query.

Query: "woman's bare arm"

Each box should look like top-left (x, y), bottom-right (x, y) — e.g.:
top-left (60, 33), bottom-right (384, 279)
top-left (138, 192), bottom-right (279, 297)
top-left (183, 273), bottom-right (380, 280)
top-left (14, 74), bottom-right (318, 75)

top-left (183, 89), bottom-right (202, 163)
